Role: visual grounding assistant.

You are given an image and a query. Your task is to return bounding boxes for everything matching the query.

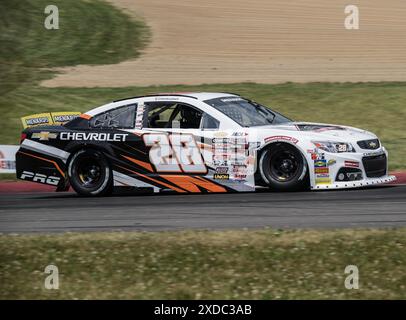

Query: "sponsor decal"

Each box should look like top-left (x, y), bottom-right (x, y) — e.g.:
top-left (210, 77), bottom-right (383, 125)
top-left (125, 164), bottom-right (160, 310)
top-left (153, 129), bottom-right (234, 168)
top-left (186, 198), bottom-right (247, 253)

top-left (212, 138), bottom-right (247, 145)
top-left (213, 173), bottom-right (229, 180)
top-left (231, 160), bottom-right (246, 166)
top-left (315, 167), bottom-right (329, 174)
top-left (212, 147), bottom-right (231, 153)
top-left (20, 171), bottom-right (60, 186)
top-left (232, 132), bottom-right (248, 137)
top-left (32, 132), bottom-right (58, 141)
top-left (311, 148), bottom-right (340, 160)
top-left (155, 97), bottom-right (179, 101)
top-left (212, 139), bottom-right (229, 146)
top-left (213, 160), bottom-right (229, 166)
top-left (220, 97), bottom-right (244, 103)
top-left (21, 112), bottom-right (81, 128)
top-left (215, 167), bottom-right (229, 174)
top-left (233, 164), bottom-right (247, 173)
top-left (314, 159), bottom-right (327, 167)
top-left (315, 177), bottom-right (331, 185)
top-left (232, 164), bottom-right (248, 181)
top-left (60, 132), bottom-right (128, 142)
top-left (232, 164), bottom-right (247, 171)
top-left (213, 154), bottom-right (231, 161)
top-left (51, 112), bottom-right (81, 125)
top-left (21, 113), bottom-right (53, 128)
top-left (314, 158), bottom-right (330, 180)
top-left (264, 136), bottom-right (298, 144)
top-left (311, 152), bottom-right (325, 160)
top-left (213, 132), bottom-right (228, 138)
top-left (344, 161), bottom-right (359, 168)
top-left (234, 138), bottom-right (247, 145)
top-left (212, 133), bottom-right (248, 168)
top-left (336, 143), bottom-right (349, 152)
top-left (234, 173), bottom-right (247, 180)
top-left (327, 159), bottom-right (337, 166)
top-left (135, 102), bottom-right (145, 129)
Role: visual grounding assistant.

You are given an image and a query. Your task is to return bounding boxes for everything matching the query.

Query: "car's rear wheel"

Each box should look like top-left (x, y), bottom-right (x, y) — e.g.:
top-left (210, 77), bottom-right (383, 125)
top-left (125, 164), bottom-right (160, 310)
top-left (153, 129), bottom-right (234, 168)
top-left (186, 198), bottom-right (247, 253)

top-left (68, 149), bottom-right (113, 196)
top-left (259, 143), bottom-right (309, 191)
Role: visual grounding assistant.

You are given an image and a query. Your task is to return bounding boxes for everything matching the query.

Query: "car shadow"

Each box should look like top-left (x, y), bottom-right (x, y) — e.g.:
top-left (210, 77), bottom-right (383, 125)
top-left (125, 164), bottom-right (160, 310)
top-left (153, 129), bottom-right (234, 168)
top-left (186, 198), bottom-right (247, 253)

top-left (32, 184), bottom-right (400, 199)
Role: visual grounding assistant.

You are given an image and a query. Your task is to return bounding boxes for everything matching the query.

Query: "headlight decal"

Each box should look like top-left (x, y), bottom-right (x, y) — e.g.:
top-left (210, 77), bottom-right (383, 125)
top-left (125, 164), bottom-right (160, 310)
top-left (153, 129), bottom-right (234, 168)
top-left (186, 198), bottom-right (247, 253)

top-left (312, 141), bottom-right (355, 153)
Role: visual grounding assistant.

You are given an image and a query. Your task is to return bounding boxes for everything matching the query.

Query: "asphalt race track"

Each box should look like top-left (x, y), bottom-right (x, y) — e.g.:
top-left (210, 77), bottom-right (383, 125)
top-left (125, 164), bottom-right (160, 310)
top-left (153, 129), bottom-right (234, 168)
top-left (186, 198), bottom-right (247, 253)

top-left (0, 185), bottom-right (405, 233)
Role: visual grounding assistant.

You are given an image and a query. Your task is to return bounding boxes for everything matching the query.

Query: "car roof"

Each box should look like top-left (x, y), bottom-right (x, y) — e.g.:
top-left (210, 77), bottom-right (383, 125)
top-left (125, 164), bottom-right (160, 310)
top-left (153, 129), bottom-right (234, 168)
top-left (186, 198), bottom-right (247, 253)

top-left (113, 92), bottom-right (239, 102)
top-left (86, 92), bottom-right (240, 117)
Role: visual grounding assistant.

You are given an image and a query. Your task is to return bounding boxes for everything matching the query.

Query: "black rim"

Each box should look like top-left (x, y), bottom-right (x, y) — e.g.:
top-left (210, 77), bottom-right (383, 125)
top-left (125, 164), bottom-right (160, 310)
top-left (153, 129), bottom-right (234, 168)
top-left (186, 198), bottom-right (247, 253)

top-left (75, 155), bottom-right (104, 188)
top-left (269, 148), bottom-right (301, 182)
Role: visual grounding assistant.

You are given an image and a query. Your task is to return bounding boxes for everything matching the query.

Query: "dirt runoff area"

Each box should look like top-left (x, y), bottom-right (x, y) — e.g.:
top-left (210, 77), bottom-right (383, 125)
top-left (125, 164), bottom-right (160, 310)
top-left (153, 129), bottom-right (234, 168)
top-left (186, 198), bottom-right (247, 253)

top-left (42, 0), bottom-right (406, 87)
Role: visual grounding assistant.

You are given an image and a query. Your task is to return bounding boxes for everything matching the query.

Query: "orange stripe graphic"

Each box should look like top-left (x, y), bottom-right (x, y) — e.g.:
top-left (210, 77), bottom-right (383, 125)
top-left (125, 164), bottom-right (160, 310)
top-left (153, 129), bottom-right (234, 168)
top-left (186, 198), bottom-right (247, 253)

top-left (80, 114), bottom-right (92, 120)
top-left (196, 142), bottom-right (211, 151)
top-left (162, 175), bottom-right (227, 193)
top-left (19, 151), bottom-right (65, 178)
top-left (122, 155), bottom-right (153, 172)
top-left (116, 165), bottom-right (186, 193)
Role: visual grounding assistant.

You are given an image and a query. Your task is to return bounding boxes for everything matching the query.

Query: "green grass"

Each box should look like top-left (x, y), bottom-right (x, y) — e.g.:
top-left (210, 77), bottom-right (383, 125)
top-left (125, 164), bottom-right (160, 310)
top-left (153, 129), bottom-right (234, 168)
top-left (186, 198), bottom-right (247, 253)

top-left (0, 0), bottom-right (149, 94)
top-left (0, 174), bottom-right (17, 181)
top-left (1, 82), bottom-right (406, 170)
top-left (1, 228), bottom-right (406, 299)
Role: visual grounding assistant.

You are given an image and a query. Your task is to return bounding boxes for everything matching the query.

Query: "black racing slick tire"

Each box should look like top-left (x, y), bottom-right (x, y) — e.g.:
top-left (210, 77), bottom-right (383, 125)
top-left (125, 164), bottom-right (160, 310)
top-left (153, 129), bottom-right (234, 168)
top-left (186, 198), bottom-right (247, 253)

top-left (259, 143), bottom-right (309, 191)
top-left (68, 149), bottom-right (113, 196)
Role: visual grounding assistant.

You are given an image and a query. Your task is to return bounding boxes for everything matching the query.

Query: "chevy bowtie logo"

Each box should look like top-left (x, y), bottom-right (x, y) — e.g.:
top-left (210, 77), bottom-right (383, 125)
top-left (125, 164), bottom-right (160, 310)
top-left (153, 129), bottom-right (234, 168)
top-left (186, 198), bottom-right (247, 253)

top-left (368, 141), bottom-right (377, 148)
top-left (32, 132), bottom-right (58, 141)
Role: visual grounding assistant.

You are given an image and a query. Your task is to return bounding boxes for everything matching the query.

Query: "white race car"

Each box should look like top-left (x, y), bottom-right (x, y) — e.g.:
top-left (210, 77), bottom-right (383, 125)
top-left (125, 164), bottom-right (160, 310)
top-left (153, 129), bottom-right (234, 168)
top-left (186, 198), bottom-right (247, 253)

top-left (16, 92), bottom-right (395, 196)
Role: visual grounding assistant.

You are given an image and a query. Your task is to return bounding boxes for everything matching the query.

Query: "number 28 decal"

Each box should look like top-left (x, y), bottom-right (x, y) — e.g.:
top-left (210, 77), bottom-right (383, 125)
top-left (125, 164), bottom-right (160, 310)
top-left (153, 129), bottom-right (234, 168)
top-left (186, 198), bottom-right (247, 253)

top-left (143, 133), bottom-right (207, 173)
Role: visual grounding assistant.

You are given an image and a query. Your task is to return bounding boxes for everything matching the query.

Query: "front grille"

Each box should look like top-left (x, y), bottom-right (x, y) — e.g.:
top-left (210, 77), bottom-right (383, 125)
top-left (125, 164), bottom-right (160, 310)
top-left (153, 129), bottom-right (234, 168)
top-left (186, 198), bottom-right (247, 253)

top-left (335, 168), bottom-right (363, 181)
top-left (357, 139), bottom-right (380, 150)
top-left (362, 154), bottom-right (387, 178)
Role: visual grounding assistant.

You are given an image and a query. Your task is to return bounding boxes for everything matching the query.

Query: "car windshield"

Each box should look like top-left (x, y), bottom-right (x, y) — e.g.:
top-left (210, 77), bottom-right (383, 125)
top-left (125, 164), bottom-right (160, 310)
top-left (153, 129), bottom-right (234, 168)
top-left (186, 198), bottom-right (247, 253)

top-left (204, 96), bottom-right (292, 127)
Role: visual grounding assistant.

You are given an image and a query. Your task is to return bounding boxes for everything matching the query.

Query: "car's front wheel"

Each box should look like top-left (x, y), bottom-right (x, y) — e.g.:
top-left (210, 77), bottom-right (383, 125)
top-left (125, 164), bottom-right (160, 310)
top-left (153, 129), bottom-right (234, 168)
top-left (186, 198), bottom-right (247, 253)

top-left (68, 149), bottom-right (113, 196)
top-left (259, 143), bottom-right (309, 191)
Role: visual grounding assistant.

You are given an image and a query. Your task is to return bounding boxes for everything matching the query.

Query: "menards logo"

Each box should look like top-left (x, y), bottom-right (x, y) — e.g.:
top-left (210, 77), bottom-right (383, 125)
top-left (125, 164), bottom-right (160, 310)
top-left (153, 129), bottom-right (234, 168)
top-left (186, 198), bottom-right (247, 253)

top-left (25, 117), bottom-right (50, 126)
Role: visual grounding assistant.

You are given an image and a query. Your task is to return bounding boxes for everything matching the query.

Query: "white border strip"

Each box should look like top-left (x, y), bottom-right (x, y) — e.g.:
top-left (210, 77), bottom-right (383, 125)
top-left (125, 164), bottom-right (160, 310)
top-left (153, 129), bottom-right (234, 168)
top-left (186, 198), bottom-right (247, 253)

top-left (113, 170), bottom-right (159, 192)
top-left (21, 139), bottom-right (70, 162)
top-left (311, 175), bottom-right (397, 190)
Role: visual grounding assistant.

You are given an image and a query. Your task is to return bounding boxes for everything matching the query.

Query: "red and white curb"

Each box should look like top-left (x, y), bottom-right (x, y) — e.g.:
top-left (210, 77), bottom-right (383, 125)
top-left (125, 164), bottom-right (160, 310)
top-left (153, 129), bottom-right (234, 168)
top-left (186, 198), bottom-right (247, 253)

top-left (0, 182), bottom-right (64, 193)
top-left (390, 172), bottom-right (406, 184)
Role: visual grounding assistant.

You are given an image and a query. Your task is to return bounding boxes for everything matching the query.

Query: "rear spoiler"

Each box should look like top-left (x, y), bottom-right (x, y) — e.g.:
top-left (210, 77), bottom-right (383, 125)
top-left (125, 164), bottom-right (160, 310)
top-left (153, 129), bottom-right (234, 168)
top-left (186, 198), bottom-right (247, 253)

top-left (21, 112), bottom-right (82, 129)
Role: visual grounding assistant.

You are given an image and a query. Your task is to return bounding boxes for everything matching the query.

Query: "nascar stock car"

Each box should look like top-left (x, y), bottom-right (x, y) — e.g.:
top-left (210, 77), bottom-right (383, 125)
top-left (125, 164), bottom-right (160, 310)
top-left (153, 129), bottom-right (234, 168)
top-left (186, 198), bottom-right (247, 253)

top-left (16, 92), bottom-right (395, 196)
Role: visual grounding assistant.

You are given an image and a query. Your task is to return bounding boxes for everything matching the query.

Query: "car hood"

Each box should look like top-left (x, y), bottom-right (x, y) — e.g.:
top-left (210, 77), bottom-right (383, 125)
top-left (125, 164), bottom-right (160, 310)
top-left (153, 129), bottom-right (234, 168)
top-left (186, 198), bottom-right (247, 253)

top-left (256, 122), bottom-right (377, 141)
